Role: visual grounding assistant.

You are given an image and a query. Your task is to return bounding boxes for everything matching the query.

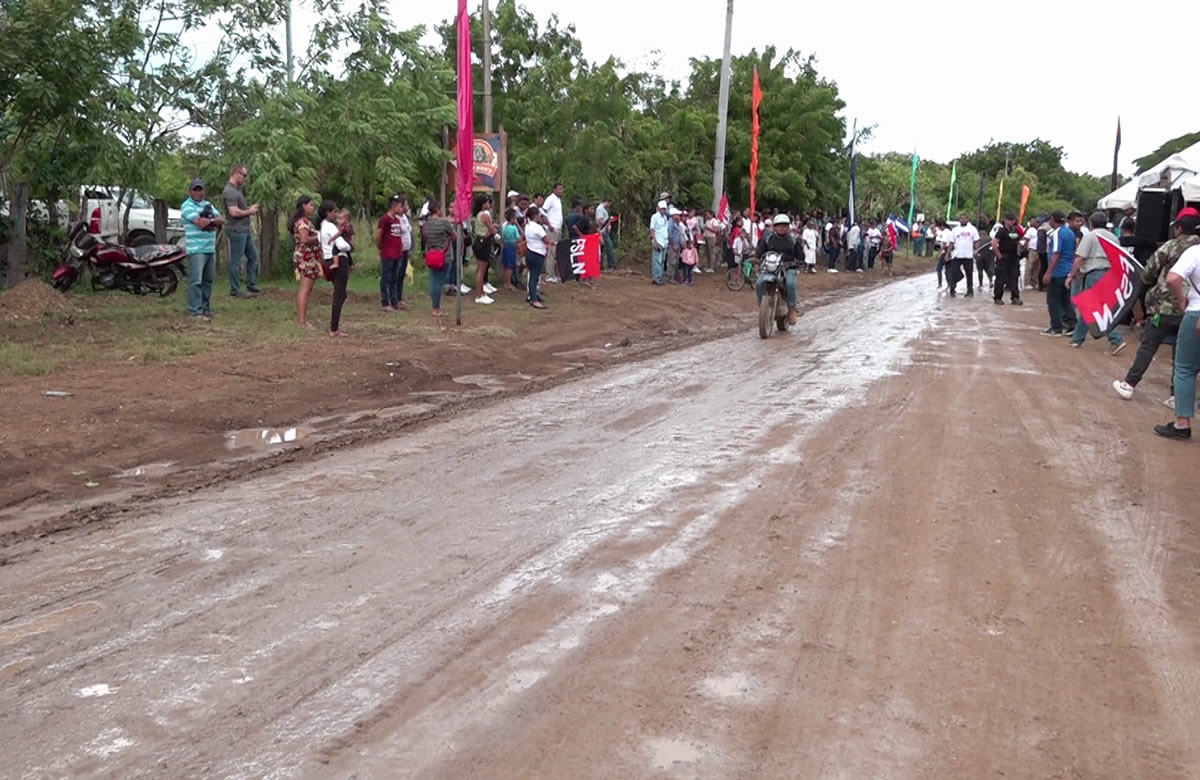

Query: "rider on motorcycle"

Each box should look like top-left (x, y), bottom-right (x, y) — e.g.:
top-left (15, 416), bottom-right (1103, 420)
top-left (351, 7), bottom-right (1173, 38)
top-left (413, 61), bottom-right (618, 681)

top-left (755, 213), bottom-right (803, 325)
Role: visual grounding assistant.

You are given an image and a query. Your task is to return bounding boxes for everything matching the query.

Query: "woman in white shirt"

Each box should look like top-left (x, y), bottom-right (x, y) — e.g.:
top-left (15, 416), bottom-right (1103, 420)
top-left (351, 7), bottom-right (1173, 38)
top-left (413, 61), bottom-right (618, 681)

top-left (523, 206), bottom-right (548, 309)
top-left (318, 200), bottom-right (353, 337)
top-left (1157, 243), bottom-right (1200, 439)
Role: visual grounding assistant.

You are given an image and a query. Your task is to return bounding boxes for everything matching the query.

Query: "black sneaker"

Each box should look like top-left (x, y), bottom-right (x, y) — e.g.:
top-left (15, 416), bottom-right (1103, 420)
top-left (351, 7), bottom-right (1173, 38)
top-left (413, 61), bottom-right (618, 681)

top-left (965, 290), bottom-right (975, 298)
top-left (1040, 328), bottom-right (1062, 336)
top-left (1011, 298), bottom-right (1024, 306)
top-left (993, 298), bottom-right (1004, 305)
top-left (1154, 423), bottom-right (1192, 440)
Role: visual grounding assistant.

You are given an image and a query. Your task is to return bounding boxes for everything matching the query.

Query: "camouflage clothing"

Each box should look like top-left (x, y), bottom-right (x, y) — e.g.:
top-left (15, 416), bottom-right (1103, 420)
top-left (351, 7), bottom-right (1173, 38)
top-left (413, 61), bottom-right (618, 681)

top-left (1141, 234), bottom-right (1200, 318)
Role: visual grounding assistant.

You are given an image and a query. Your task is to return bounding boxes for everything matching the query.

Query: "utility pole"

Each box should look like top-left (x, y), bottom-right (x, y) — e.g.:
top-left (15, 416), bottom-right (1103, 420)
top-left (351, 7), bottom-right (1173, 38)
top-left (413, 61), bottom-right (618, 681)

top-left (710, 0), bottom-right (734, 213)
top-left (284, 0), bottom-right (294, 83)
top-left (482, 0), bottom-right (493, 134)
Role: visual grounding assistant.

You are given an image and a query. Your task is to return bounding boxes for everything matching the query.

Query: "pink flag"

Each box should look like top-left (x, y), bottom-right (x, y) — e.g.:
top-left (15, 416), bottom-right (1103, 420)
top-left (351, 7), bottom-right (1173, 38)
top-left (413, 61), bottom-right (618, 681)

top-left (454, 0), bottom-right (474, 222)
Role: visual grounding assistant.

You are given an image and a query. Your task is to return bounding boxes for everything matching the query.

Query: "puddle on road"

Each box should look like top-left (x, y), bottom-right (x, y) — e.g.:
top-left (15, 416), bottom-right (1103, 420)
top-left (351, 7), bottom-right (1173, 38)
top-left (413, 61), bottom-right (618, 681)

top-left (646, 737), bottom-right (704, 769)
top-left (113, 461), bottom-right (177, 480)
top-left (452, 373), bottom-right (535, 392)
top-left (224, 426), bottom-right (312, 451)
top-left (0, 601), bottom-right (104, 647)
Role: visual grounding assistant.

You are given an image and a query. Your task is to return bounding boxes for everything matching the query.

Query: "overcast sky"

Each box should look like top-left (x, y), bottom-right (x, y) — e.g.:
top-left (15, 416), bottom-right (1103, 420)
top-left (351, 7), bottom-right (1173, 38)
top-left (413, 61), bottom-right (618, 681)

top-left (238, 0), bottom-right (1188, 179)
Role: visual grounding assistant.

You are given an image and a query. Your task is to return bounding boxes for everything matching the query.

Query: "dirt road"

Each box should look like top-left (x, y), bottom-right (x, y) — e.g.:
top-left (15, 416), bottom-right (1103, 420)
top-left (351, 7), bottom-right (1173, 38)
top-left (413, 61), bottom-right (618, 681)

top-left (3, 275), bottom-right (1199, 779)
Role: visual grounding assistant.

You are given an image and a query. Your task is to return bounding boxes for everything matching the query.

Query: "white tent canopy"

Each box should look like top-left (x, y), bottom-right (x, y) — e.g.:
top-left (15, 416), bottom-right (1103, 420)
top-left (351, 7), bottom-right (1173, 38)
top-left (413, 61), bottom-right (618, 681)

top-left (1097, 177), bottom-right (1140, 210)
top-left (1096, 138), bottom-right (1200, 210)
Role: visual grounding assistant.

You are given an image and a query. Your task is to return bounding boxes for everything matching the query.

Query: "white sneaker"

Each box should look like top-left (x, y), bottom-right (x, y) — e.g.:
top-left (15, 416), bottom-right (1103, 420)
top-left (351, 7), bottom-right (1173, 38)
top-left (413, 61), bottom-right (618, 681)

top-left (829, 268), bottom-right (839, 274)
top-left (475, 294), bottom-right (495, 305)
top-left (1163, 396), bottom-right (1176, 409)
top-left (459, 284), bottom-right (472, 294)
top-left (483, 283), bottom-right (498, 295)
top-left (545, 276), bottom-right (562, 284)
top-left (1112, 380), bottom-right (1135, 400)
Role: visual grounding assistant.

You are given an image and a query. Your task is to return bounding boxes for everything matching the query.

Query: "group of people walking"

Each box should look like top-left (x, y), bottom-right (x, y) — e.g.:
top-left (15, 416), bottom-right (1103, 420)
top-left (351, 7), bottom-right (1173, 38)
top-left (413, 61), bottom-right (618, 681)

top-left (929, 203), bottom-right (1200, 444)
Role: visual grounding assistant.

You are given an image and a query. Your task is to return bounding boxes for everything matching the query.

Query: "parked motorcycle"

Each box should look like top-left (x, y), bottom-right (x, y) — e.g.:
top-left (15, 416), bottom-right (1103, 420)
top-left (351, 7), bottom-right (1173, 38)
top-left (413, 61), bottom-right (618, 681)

top-left (52, 222), bottom-right (187, 297)
top-left (757, 251), bottom-right (792, 339)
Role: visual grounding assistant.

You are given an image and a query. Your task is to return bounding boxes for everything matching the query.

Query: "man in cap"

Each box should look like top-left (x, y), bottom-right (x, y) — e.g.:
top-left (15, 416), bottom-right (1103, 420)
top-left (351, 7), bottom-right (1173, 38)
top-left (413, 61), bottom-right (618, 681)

top-left (667, 207), bottom-right (685, 283)
top-left (1066, 211), bottom-right (1127, 353)
top-left (180, 179), bottom-right (224, 319)
top-left (991, 213), bottom-right (1025, 305)
top-left (648, 200), bottom-right (670, 284)
top-left (1113, 207), bottom-right (1200, 404)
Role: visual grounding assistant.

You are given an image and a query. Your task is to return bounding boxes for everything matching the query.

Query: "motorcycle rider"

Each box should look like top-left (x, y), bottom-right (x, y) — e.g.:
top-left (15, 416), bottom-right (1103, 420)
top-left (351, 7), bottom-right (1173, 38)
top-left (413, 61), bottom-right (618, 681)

top-left (755, 213), bottom-right (803, 325)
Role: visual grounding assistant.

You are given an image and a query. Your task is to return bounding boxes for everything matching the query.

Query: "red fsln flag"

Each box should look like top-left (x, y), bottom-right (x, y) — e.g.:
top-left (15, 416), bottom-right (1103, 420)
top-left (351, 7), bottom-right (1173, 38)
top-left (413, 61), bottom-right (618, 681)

top-left (1071, 234), bottom-right (1145, 336)
top-left (717, 192), bottom-right (729, 223)
top-left (750, 67), bottom-right (762, 219)
top-left (454, 0), bottom-right (474, 223)
top-left (569, 234), bottom-right (602, 280)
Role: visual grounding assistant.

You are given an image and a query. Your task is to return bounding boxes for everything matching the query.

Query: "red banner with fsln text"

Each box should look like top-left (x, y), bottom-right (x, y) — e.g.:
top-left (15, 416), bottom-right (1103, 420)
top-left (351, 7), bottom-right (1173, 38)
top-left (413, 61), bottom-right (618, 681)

top-left (1071, 234), bottom-right (1145, 337)
top-left (570, 234), bottom-right (602, 280)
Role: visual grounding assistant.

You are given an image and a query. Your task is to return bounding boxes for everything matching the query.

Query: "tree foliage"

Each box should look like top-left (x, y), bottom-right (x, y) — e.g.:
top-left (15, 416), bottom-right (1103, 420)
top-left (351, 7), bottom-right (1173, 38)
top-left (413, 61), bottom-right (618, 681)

top-left (1132, 130), bottom-right (1200, 175)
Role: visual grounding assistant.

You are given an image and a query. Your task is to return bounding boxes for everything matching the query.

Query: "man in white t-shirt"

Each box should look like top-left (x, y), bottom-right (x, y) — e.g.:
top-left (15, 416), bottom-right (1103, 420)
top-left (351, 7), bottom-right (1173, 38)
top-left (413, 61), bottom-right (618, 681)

top-left (1156, 242), bottom-right (1200, 439)
top-left (947, 214), bottom-right (980, 297)
top-left (845, 221), bottom-right (862, 272)
top-left (542, 183), bottom-right (564, 283)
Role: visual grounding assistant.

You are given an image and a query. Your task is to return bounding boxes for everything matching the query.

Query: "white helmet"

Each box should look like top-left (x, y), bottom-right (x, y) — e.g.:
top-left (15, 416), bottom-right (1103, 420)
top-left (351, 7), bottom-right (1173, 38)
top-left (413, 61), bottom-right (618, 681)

top-left (772, 214), bottom-right (791, 226)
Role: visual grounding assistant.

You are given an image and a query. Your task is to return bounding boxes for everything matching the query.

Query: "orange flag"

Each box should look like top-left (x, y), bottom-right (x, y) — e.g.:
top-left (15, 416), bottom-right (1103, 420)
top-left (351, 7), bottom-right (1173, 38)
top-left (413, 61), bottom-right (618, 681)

top-left (750, 67), bottom-right (762, 219)
top-left (1018, 184), bottom-right (1031, 225)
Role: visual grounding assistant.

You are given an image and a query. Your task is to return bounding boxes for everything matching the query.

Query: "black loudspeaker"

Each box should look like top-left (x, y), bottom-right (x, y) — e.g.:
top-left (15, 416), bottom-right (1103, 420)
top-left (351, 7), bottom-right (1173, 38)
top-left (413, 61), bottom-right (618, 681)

top-left (1136, 188), bottom-right (1171, 243)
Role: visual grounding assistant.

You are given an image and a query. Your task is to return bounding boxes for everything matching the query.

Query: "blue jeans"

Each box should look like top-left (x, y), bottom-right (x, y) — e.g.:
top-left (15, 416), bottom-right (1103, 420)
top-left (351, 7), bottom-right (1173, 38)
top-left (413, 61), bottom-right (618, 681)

top-left (914, 237), bottom-right (926, 256)
top-left (187, 252), bottom-right (215, 315)
top-left (428, 265), bottom-right (447, 310)
top-left (1046, 276), bottom-right (1075, 332)
top-left (227, 231), bottom-right (259, 295)
top-left (380, 254), bottom-right (407, 307)
top-left (526, 251), bottom-right (545, 302)
top-left (651, 244), bottom-right (666, 282)
top-left (756, 267), bottom-right (798, 309)
top-left (602, 232), bottom-right (616, 269)
top-left (1072, 269), bottom-right (1125, 346)
top-left (1173, 311), bottom-right (1200, 420)
top-left (826, 246), bottom-right (840, 269)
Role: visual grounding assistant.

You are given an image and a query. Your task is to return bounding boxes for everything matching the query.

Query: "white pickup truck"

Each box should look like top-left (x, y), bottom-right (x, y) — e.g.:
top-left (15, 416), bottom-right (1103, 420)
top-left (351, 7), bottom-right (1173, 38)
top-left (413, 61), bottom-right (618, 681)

top-left (82, 187), bottom-right (185, 246)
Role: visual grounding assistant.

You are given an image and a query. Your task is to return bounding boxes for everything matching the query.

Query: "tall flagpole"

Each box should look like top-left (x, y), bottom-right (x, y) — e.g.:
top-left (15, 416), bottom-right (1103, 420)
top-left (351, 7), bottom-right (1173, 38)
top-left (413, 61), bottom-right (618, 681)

top-left (482, 0), bottom-right (493, 134)
top-left (710, 0), bottom-right (734, 213)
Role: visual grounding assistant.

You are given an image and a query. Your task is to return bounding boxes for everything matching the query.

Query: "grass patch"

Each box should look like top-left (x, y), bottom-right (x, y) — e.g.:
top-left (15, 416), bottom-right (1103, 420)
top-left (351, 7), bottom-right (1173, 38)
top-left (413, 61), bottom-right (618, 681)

top-left (0, 342), bottom-right (54, 376)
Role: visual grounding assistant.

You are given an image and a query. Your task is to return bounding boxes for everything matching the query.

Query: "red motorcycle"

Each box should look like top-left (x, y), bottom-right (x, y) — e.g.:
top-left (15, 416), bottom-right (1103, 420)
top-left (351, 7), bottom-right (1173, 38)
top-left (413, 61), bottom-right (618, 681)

top-left (52, 222), bottom-right (187, 297)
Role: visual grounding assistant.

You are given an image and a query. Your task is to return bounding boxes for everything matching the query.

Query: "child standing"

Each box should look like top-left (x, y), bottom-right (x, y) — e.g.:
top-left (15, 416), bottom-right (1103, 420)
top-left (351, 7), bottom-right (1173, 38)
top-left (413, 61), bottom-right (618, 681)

top-left (680, 239), bottom-right (699, 285)
top-left (500, 208), bottom-right (521, 292)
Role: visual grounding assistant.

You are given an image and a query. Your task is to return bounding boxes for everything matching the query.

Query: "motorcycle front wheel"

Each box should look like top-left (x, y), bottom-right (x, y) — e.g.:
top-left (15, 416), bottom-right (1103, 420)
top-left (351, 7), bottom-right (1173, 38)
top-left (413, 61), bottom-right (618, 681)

top-left (157, 266), bottom-right (182, 297)
top-left (51, 269), bottom-right (78, 293)
top-left (758, 290), bottom-right (775, 339)
top-left (725, 265), bottom-right (745, 292)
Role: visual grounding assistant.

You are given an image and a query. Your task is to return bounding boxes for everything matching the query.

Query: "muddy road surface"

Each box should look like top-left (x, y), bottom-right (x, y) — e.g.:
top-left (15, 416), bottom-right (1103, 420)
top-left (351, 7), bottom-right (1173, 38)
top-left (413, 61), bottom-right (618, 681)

top-left (3, 276), bottom-right (1200, 779)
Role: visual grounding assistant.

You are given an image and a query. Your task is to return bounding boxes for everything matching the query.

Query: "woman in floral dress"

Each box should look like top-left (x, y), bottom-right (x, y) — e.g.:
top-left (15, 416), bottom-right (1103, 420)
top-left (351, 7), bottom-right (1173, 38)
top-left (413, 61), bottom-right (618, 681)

top-left (290, 196), bottom-right (321, 329)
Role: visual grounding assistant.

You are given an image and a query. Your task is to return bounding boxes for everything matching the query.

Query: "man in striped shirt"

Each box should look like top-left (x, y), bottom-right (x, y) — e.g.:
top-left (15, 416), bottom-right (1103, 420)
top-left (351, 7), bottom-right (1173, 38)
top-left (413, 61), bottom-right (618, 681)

top-left (180, 179), bottom-right (224, 319)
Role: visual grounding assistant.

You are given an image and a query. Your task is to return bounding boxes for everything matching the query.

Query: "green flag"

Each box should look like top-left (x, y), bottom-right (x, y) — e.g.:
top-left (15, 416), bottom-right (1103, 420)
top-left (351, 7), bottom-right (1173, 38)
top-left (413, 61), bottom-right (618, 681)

top-left (908, 152), bottom-right (919, 225)
top-left (946, 160), bottom-right (957, 220)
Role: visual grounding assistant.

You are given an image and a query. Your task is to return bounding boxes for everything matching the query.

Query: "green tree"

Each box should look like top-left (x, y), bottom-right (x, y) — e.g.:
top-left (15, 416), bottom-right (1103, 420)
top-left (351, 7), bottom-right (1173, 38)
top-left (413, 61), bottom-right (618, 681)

top-left (1132, 130), bottom-right (1200, 175)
